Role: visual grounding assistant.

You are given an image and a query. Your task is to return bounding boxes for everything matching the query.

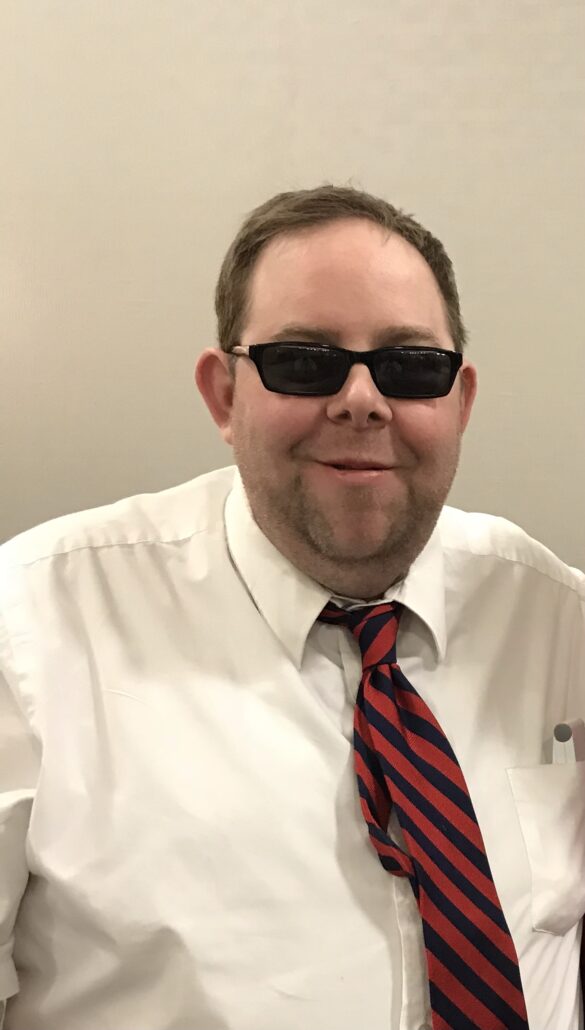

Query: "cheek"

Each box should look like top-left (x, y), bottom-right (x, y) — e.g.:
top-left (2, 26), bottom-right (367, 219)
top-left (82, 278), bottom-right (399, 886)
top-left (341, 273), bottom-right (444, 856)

top-left (393, 401), bottom-right (460, 457)
top-left (243, 395), bottom-right (323, 453)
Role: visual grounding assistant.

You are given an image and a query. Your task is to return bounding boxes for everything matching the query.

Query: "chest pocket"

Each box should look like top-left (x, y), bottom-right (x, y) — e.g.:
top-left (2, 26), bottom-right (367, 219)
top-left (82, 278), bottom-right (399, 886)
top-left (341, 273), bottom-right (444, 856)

top-left (507, 761), bottom-right (585, 935)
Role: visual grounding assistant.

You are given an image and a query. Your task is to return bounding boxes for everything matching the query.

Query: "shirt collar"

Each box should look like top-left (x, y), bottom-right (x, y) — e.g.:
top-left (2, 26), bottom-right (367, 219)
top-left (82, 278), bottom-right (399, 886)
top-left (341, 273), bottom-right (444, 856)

top-left (224, 467), bottom-right (446, 669)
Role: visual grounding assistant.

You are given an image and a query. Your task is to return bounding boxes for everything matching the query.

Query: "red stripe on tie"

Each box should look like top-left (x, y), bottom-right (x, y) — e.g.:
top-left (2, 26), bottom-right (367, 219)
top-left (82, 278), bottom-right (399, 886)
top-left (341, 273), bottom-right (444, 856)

top-left (420, 888), bottom-right (527, 1018)
top-left (354, 748), bottom-right (391, 829)
top-left (361, 630), bottom-right (399, 669)
top-left (429, 953), bottom-right (511, 1030)
top-left (316, 600), bottom-right (529, 1030)
top-left (393, 674), bottom-right (453, 732)
top-left (353, 784), bottom-right (411, 874)
top-left (400, 819), bottom-right (519, 962)
top-left (370, 721), bottom-right (488, 865)
top-left (351, 604), bottom-right (395, 639)
top-left (369, 676), bottom-right (487, 811)
top-left (387, 774), bottom-right (501, 912)
top-left (432, 1016), bottom-right (452, 1030)
top-left (368, 831), bottom-right (410, 869)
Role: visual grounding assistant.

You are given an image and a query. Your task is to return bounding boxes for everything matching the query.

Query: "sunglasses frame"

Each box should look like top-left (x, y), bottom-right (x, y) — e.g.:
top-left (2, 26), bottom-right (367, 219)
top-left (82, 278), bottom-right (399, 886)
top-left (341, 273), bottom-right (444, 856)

top-left (231, 342), bottom-right (463, 399)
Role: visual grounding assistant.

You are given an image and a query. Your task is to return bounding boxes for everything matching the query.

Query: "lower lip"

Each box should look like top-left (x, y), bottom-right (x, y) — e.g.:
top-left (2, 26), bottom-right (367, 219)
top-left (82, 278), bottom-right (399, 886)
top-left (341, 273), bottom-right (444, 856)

top-left (319, 464), bottom-right (391, 483)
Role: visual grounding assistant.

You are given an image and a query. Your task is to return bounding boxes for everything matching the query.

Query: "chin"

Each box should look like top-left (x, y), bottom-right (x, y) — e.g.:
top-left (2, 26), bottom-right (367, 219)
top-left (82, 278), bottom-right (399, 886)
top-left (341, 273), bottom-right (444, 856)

top-left (316, 523), bottom-right (395, 564)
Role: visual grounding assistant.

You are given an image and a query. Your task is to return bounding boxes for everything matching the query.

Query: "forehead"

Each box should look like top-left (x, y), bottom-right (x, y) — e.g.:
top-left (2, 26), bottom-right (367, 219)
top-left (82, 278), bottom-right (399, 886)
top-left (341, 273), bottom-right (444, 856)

top-left (243, 217), bottom-right (452, 344)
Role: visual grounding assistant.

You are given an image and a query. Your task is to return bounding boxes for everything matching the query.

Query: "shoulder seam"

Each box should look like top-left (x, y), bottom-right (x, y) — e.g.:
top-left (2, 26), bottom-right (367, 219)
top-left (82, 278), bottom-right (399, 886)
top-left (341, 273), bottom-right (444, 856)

top-left (443, 543), bottom-right (584, 596)
top-left (0, 525), bottom-right (215, 572)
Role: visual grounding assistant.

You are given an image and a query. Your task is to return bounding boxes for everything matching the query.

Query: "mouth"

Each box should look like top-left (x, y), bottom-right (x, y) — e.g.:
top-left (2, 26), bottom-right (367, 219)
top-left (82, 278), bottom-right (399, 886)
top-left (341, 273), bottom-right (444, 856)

top-left (316, 462), bottom-right (393, 483)
top-left (325, 463), bottom-right (389, 471)
top-left (318, 456), bottom-right (393, 471)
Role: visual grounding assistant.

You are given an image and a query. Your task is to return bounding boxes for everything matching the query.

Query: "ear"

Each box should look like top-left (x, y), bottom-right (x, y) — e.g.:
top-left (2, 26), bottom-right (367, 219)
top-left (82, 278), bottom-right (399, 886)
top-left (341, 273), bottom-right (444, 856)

top-left (194, 348), bottom-right (236, 446)
top-left (458, 360), bottom-right (478, 433)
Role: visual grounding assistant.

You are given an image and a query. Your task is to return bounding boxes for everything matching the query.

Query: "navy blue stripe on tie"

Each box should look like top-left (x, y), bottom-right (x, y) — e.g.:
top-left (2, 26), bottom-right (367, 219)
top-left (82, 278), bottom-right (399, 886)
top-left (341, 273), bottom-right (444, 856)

top-left (316, 600), bottom-right (529, 1029)
top-left (430, 985), bottom-right (490, 1030)
top-left (362, 819), bottom-right (394, 849)
top-left (352, 608), bottom-right (398, 651)
top-left (362, 690), bottom-right (480, 822)
top-left (372, 746), bottom-right (496, 886)
top-left (395, 698), bottom-right (461, 758)
top-left (424, 925), bottom-right (528, 1030)
top-left (356, 776), bottom-right (387, 831)
top-left (415, 865), bottom-right (523, 987)
top-left (391, 798), bottom-right (508, 929)
top-left (353, 722), bottom-right (388, 801)
top-left (365, 665), bottom-right (456, 758)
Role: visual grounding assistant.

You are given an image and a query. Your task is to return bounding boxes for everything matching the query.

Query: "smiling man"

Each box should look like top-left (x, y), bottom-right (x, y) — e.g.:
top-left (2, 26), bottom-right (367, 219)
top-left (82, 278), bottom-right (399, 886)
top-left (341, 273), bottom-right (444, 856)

top-left (197, 216), bottom-right (476, 600)
top-left (1, 186), bottom-right (584, 1030)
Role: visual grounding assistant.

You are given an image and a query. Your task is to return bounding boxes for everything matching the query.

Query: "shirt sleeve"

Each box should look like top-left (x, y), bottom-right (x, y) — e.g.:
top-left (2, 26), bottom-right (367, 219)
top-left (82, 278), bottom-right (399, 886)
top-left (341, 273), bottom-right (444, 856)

top-left (0, 667), bottom-right (38, 1005)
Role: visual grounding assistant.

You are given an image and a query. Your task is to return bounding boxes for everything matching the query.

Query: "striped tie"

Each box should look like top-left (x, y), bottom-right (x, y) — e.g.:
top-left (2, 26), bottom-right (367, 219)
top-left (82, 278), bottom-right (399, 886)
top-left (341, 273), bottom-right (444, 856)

top-left (318, 600), bottom-right (529, 1030)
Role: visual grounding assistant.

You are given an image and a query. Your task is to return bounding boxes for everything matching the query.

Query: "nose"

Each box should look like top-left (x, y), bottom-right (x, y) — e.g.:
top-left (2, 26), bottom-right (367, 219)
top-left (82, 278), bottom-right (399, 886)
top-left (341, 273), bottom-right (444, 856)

top-left (325, 363), bottom-right (393, 427)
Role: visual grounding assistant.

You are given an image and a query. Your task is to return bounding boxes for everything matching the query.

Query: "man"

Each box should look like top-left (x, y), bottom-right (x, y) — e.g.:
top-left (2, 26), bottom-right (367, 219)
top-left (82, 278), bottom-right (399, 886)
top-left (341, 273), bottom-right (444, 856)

top-left (0, 185), bottom-right (584, 1030)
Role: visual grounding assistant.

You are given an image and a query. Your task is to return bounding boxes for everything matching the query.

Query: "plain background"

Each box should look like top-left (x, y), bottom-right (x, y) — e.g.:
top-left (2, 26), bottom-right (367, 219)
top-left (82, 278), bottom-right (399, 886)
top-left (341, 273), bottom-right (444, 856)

top-left (1, 1), bottom-right (584, 567)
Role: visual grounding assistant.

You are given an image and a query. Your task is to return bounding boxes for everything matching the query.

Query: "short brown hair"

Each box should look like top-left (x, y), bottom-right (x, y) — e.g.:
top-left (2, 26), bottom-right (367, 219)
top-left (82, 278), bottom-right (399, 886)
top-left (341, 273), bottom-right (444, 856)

top-left (215, 184), bottom-right (467, 357)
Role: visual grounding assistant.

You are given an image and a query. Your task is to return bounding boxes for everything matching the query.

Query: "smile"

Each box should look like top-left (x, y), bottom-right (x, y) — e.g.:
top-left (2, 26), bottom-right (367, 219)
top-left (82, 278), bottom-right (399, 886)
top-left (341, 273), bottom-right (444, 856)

top-left (317, 463), bottom-right (392, 483)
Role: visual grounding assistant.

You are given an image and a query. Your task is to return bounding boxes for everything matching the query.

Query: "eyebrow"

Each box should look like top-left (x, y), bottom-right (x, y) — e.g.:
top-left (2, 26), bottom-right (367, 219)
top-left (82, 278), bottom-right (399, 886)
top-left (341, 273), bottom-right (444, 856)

top-left (267, 324), bottom-right (443, 348)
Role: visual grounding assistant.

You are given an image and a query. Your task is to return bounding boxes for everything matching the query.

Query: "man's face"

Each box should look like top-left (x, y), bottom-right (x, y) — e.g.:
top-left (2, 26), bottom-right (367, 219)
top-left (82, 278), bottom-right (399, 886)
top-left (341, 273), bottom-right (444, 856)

top-left (196, 218), bottom-right (477, 598)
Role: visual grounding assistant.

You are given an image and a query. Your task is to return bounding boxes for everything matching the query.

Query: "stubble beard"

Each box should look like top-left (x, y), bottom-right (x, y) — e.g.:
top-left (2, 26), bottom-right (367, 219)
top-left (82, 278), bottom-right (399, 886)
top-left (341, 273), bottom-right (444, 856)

top-left (238, 455), bottom-right (460, 596)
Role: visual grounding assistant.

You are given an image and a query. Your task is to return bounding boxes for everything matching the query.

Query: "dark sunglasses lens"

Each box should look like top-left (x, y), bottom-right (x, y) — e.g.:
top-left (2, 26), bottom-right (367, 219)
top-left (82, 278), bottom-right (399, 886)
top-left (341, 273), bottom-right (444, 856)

top-left (262, 345), bottom-right (344, 395)
top-left (376, 349), bottom-right (453, 397)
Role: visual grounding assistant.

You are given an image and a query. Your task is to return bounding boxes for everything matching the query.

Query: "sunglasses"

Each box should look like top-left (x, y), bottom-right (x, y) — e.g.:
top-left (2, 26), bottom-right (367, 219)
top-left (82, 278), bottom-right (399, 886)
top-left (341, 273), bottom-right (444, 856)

top-left (231, 342), bottom-right (462, 399)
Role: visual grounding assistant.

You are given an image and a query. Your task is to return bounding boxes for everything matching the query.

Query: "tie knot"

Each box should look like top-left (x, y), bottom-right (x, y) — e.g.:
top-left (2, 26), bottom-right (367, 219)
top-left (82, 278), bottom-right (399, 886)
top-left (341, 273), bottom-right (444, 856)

top-left (318, 600), bottom-right (401, 668)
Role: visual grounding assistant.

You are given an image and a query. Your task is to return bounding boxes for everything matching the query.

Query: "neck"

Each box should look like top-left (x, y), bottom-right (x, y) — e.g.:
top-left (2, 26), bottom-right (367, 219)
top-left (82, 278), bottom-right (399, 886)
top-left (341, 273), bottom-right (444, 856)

top-left (315, 566), bottom-right (407, 603)
top-left (277, 538), bottom-right (411, 600)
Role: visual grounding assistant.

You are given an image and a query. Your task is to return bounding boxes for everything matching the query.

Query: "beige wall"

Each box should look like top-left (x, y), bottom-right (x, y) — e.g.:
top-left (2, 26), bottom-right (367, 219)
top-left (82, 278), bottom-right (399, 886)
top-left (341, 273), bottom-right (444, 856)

top-left (1, 1), bottom-right (584, 567)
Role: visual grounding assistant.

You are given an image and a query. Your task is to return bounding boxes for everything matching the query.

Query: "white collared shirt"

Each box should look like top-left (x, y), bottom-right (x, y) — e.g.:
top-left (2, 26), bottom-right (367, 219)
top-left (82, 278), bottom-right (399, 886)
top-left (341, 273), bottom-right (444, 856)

top-left (1, 464), bottom-right (584, 1030)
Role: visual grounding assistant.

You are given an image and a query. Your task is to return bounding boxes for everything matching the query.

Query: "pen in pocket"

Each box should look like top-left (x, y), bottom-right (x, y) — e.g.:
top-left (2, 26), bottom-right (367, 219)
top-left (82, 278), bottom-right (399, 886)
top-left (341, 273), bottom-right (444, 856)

top-left (553, 718), bottom-right (585, 764)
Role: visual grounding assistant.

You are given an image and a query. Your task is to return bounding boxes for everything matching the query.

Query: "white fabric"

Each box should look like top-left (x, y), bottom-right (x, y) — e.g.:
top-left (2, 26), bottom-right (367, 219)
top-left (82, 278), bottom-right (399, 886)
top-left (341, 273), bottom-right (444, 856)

top-left (0, 463), bottom-right (584, 1030)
